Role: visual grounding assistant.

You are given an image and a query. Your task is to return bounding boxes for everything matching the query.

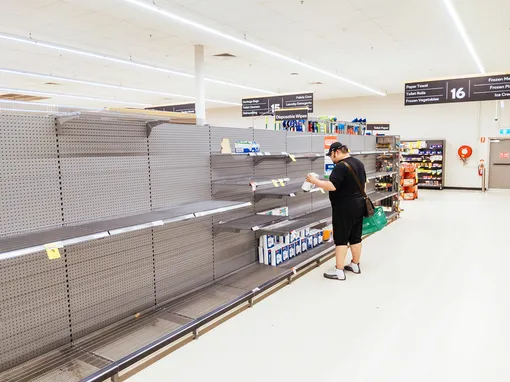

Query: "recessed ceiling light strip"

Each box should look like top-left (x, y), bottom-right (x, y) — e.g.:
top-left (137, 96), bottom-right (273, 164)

top-left (0, 99), bottom-right (99, 110)
top-left (121, 0), bottom-right (386, 96)
top-left (0, 87), bottom-right (150, 106)
top-left (0, 68), bottom-right (241, 106)
top-left (0, 33), bottom-right (275, 95)
top-left (442, 0), bottom-right (485, 74)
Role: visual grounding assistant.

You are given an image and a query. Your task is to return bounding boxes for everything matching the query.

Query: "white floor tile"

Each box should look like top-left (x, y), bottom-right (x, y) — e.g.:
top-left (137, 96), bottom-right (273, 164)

top-left (128, 190), bottom-right (510, 382)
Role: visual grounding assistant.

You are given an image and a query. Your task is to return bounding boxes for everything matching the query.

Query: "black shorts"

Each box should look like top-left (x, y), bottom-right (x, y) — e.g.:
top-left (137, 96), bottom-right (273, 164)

top-left (332, 205), bottom-right (364, 246)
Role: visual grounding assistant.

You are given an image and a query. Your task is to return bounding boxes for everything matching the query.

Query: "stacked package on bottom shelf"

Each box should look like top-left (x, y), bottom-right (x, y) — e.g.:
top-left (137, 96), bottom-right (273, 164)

top-left (400, 163), bottom-right (418, 200)
top-left (258, 227), bottom-right (327, 267)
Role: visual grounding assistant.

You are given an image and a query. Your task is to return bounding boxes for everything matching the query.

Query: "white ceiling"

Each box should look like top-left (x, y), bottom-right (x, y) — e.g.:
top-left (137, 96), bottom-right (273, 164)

top-left (0, 0), bottom-right (508, 110)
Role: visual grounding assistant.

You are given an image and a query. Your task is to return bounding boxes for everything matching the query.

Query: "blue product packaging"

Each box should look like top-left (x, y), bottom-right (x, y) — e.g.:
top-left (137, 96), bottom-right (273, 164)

top-left (295, 238), bottom-right (301, 255)
top-left (301, 239), bottom-right (307, 253)
top-left (307, 236), bottom-right (314, 250)
top-left (258, 247), bottom-right (264, 264)
top-left (265, 248), bottom-right (274, 266)
top-left (318, 231), bottom-right (323, 244)
top-left (289, 242), bottom-right (296, 258)
top-left (259, 235), bottom-right (275, 249)
top-left (272, 247), bottom-right (283, 266)
top-left (282, 245), bottom-right (289, 262)
top-left (313, 233), bottom-right (318, 247)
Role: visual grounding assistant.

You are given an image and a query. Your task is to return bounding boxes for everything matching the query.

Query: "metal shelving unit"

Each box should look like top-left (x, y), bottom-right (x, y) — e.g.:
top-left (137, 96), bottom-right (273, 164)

top-left (0, 115), bottom-right (403, 382)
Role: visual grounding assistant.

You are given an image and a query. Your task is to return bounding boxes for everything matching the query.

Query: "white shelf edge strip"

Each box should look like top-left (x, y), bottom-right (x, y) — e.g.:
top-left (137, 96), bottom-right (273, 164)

top-left (0, 232), bottom-right (110, 261)
top-left (0, 203), bottom-right (251, 260)
top-left (194, 202), bottom-right (252, 217)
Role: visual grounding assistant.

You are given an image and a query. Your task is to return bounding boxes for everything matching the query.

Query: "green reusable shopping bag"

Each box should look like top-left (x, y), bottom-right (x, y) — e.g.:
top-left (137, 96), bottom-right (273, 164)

top-left (362, 206), bottom-right (388, 236)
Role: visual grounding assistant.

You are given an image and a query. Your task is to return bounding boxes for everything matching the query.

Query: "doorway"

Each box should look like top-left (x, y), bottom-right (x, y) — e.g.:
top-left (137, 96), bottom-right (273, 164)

top-left (489, 138), bottom-right (510, 189)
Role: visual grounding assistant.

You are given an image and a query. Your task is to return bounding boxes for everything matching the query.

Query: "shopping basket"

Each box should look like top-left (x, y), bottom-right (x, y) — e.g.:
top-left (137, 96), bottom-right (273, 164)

top-left (362, 206), bottom-right (388, 236)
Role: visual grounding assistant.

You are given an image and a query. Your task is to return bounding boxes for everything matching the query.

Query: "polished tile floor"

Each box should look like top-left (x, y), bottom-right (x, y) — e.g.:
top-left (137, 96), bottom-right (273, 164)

top-left (129, 190), bottom-right (510, 382)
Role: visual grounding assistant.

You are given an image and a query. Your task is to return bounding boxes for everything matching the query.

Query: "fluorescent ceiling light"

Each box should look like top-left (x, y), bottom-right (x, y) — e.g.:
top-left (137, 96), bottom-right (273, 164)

top-left (0, 33), bottom-right (275, 95)
top-left (120, 0), bottom-right (386, 96)
top-left (443, 0), bottom-right (485, 74)
top-left (0, 87), bottom-right (150, 106)
top-left (0, 99), bottom-right (100, 110)
top-left (0, 68), bottom-right (240, 106)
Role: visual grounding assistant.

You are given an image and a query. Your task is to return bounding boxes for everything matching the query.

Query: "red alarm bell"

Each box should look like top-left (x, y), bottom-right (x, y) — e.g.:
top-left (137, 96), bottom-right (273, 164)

top-left (458, 145), bottom-right (473, 163)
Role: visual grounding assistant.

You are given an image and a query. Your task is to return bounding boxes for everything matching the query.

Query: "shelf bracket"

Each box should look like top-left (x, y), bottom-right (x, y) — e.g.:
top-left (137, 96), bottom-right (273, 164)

top-left (55, 112), bottom-right (81, 134)
top-left (146, 120), bottom-right (167, 137)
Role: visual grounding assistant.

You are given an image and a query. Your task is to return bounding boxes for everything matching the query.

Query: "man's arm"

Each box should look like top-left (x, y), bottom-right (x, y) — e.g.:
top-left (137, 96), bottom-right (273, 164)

top-left (313, 179), bottom-right (336, 191)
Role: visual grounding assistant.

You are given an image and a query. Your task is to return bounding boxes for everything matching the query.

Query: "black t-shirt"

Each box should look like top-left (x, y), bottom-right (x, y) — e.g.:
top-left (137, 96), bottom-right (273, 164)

top-left (328, 156), bottom-right (366, 205)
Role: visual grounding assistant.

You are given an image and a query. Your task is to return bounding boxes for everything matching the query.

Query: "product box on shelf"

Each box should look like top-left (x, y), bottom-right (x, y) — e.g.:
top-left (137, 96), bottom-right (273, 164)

top-left (289, 242), bottom-right (296, 258)
top-left (307, 236), bottom-right (314, 250)
top-left (271, 247), bottom-right (283, 266)
top-left (282, 245), bottom-right (289, 262)
top-left (301, 240), bottom-right (308, 253)
top-left (235, 140), bottom-right (260, 153)
top-left (259, 235), bottom-right (275, 250)
top-left (295, 238), bottom-right (302, 255)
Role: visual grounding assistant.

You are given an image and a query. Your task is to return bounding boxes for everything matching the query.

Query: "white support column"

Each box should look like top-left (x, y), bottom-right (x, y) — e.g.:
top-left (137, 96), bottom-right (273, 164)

top-left (195, 44), bottom-right (206, 126)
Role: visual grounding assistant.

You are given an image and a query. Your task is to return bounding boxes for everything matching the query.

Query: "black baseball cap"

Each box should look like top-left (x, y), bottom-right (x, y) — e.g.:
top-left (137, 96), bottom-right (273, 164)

top-left (327, 142), bottom-right (347, 156)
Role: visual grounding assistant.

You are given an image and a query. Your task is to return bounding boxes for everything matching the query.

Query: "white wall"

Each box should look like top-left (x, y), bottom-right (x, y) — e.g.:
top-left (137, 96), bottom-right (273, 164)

top-left (208, 94), bottom-right (510, 188)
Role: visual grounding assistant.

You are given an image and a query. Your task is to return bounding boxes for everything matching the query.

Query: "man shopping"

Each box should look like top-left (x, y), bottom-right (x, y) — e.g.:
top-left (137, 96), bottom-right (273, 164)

top-left (306, 142), bottom-right (367, 281)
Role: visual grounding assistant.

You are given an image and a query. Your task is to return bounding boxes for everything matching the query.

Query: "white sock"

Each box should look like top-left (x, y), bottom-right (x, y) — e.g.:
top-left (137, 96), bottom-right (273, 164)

top-left (349, 262), bottom-right (360, 273)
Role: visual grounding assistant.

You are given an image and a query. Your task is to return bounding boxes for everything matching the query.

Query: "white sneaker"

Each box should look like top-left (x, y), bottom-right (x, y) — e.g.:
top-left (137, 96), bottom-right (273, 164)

top-left (344, 262), bottom-right (361, 274)
top-left (323, 267), bottom-right (346, 281)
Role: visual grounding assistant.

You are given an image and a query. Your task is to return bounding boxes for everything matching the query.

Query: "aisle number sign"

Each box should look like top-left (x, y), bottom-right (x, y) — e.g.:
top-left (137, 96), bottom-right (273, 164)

top-left (405, 73), bottom-right (510, 106)
top-left (324, 136), bottom-right (337, 178)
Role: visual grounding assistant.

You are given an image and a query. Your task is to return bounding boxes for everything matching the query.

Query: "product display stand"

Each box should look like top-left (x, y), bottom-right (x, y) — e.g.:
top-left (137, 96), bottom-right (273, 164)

top-left (401, 139), bottom-right (445, 190)
top-left (0, 112), bottom-right (400, 382)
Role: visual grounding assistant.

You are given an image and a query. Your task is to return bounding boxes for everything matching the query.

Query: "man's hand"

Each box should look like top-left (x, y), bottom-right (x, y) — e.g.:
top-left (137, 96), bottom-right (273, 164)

top-left (306, 173), bottom-right (319, 185)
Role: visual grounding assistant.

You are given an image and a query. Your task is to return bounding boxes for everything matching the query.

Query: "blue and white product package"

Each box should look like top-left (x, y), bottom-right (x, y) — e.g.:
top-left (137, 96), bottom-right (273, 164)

top-left (295, 238), bottom-right (302, 255)
top-left (290, 231), bottom-right (300, 242)
top-left (307, 236), bottom-right (314, 250)
top-left (278, 234), bottom-right (291, 245)
top-left (272, 246), bottom-right (283, 266)
top-left (258, 247), bottom-right (264, 264)
top-left (259, 235), bottom-right (275, 250)
top-left (318, 231), bottom-right (324, 244)
top-left (304, 228), bottom-right (311, 237)
top-left (234, 140), bottom-right (261, 153)
top-left (264, 248), bottom-right (274, 266)
top-left (302, 239), bottom-right (308, 253)
top-left (312, 231), bottom-right (319, 247)
top-left (282, 245), bottom-right (289, 262)
top-left (289, 242), bottom-right (296, 258)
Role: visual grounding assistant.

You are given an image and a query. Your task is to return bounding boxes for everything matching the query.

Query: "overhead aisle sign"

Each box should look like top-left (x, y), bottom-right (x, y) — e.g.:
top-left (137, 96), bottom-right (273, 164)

top-left (274, 108), bottom-right (309, 121)
top-left (367, 123), bottom-right (390, 131)
top-left (404, 73), bottom-right (510, 106)
top-left (242, 92), bottom-right (314, 117)
top-left (146, 103), bottom-right (196, 113)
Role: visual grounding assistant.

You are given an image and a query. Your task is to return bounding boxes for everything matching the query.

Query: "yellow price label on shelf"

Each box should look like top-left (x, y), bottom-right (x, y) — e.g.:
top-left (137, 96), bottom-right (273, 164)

top-left (271, 179), bottom-right (280, 187)
top-left (289, 154), bottom-right (296, 162)
top-left (44, 244), bottom-right (61, 260)
top-left (279, 179), bottom-right (286, 187)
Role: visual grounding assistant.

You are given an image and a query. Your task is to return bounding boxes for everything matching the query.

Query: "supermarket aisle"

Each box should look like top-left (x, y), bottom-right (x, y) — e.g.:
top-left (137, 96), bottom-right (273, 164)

top-left (129, 191), bottom-right (510, 382)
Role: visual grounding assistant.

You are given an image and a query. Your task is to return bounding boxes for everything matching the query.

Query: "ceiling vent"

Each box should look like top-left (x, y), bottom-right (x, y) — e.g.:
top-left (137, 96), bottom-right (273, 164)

top-left (0, 93), bottom-right (50, 101)
top-left (310, 81), bottom-right (323, 85)
top-left (213, 53), bottom-right (236, 58)
top-left (44, 82), bottom-right (61, 86)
